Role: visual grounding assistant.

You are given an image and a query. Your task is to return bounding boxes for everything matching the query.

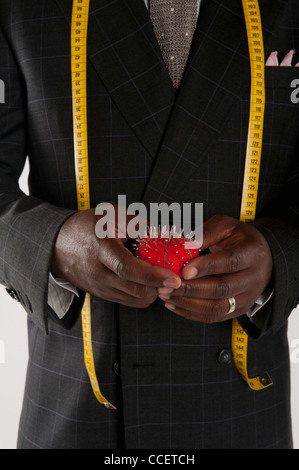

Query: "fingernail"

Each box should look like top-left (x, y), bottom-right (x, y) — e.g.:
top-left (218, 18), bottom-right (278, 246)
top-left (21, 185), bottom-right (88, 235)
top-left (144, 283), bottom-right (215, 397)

top-left (183, 267), bottom-right (198, 280)
top-left (163, 278), bottom-right (181, 289)
top-left (158, 287), bottom-right (174, 295)
top-left (165, 302), bottom-right (175, 311)
top-left (159, 295), bottom-right (170, 301)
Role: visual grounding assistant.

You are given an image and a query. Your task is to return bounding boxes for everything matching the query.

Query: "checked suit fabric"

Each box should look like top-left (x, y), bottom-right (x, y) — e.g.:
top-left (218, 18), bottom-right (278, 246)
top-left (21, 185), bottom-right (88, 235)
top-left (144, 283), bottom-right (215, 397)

top-left (0, 0), bottom-right (298, 449)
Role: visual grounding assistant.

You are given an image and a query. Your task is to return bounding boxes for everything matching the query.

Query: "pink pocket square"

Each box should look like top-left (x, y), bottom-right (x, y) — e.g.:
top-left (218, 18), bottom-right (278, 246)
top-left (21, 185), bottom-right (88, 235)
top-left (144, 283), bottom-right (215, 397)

top-left (266, 50), bottom-right (299, 67)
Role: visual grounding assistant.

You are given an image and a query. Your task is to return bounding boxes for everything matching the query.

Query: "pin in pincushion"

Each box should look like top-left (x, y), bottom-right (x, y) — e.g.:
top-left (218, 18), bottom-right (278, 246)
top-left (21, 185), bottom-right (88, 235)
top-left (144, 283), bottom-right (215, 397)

top-left (134, 231), bottom-right (200, 278)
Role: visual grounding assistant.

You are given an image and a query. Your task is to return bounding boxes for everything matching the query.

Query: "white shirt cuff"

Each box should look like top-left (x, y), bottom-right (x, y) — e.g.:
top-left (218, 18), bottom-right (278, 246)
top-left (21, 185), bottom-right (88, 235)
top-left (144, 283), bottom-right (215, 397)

top-left (48, 273), bottom-right (79, 320)
top-left (246, 287), bottom-right (274, 320)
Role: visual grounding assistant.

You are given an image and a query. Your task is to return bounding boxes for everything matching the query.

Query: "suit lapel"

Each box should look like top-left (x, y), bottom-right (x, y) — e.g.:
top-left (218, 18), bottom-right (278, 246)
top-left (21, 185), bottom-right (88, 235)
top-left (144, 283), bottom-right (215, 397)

top-left (55, 0), bottom-right (287, 206)
top-left (55, 0), bottom-right (176, 159)
top-left (140, 0), bottom-right (288, 206)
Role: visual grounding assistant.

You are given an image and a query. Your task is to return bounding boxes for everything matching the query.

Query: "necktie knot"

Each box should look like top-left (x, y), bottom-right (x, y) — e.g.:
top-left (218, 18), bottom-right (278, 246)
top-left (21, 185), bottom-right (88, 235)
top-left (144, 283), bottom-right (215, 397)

top-left (150, 0), bottom-right (198, 88)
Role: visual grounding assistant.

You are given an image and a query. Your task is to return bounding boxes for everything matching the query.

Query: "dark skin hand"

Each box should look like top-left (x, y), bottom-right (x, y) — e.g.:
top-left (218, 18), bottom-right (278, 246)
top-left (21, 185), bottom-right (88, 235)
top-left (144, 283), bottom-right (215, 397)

top-left (51, 207), bottom-right (182, 308)
top-left (52, 211), bottom-right (273, 322)
top-left (158, 214), bottom-right (273, 323)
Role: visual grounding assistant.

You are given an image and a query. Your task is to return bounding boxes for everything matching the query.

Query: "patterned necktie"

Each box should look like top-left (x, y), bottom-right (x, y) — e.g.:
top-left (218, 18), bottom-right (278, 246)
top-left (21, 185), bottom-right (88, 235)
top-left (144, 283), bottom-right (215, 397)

top-left (150, 0), bottom-right (198, 88)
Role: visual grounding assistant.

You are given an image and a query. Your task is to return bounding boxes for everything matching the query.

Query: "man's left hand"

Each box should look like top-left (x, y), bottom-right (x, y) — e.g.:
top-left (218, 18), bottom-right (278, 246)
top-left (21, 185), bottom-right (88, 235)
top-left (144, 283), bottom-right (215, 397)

top-left (158, 214), bottom-right (273, 323)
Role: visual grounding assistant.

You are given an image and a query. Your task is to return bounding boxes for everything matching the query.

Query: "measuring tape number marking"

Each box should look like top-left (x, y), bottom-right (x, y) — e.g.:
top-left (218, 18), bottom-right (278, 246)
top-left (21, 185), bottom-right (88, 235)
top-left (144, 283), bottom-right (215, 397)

top-left (70, 0), bottom-right (272, 408)
top-left (232, 0), bottom-right (273, 391)
top-left (71, 0), bottom-right (116, 410)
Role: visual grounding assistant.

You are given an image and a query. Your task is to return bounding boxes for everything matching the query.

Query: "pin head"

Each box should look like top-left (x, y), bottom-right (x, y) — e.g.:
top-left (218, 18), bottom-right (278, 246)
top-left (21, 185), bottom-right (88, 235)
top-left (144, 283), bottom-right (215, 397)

top-left (134, 228), bottom-right (200, 277)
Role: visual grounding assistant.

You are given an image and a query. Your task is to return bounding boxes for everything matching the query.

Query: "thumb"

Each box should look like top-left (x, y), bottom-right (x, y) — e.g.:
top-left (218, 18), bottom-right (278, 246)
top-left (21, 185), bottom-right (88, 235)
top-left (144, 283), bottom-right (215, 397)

top-left (181, 215), bottom-right (240, 280)
top-left (200, 214), bottom-right (240, 251)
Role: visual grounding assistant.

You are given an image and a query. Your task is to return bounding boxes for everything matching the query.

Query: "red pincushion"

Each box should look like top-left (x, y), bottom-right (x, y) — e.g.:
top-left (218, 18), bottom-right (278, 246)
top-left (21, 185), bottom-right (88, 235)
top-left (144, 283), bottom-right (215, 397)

top-left (135, 235), bottom-right (200, 277)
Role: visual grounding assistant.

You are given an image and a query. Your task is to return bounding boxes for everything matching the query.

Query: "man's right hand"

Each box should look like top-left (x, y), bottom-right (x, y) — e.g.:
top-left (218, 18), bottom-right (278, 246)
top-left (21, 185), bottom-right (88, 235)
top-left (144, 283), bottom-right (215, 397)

top-left (51, 208), bottom-right (181, 308)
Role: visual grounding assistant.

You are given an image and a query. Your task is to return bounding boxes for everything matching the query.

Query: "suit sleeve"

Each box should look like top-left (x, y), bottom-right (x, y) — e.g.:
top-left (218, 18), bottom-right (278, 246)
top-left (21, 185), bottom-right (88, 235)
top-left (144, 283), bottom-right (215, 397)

top-left (239, 144), bottom-right (299, 339)
top-left (0, 24), bottom-right (79, 333)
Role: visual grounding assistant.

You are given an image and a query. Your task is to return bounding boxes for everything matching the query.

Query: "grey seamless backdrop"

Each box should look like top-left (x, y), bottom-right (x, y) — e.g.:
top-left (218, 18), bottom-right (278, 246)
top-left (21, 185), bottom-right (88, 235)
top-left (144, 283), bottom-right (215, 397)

top-left (0, 161), bottom-right (298, 450)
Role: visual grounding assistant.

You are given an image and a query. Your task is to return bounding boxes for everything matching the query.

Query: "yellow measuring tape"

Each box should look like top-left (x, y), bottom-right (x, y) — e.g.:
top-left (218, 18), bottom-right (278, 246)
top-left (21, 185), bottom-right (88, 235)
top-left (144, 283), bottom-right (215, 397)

top-left (71, 0), bottom-right (116, 410)
top-left (231, 0), bottom-right (273, 390)
top-left (70, 0), bottom-right (272, 407)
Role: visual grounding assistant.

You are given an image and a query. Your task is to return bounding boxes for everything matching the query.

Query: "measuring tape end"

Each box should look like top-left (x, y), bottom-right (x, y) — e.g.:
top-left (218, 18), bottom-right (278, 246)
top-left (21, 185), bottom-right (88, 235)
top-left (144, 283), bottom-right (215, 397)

top-left (258, 372), bottom-right (273, 389)
top-left (104, 403), bottom-right (117, 411)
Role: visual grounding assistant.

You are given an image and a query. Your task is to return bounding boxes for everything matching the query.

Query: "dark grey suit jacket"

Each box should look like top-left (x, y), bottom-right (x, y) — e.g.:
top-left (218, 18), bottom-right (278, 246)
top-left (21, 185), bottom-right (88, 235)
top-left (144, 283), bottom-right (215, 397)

top-left (0, 0), bottom-right (298, 449)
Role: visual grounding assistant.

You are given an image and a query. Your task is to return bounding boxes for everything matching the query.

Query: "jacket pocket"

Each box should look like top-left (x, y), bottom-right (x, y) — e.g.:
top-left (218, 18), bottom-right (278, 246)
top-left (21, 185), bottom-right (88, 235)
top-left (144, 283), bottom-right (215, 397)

top-left (265, 66), bottom-right (299, 89)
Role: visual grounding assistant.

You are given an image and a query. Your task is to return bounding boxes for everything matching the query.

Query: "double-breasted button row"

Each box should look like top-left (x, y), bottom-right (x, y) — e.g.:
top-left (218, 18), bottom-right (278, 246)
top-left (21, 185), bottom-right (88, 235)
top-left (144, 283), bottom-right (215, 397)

top-left (113, 352), bottom-right (233, 377)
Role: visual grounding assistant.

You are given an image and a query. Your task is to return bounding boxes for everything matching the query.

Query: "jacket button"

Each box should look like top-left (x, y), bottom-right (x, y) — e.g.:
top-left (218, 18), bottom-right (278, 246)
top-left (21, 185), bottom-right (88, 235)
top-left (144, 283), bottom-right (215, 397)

top-left (6, 288), bottom-right (20, 303)
top-left (217, 349), bottom-right (233, 365)
top-left (112, 361), bottom-right (121, 377)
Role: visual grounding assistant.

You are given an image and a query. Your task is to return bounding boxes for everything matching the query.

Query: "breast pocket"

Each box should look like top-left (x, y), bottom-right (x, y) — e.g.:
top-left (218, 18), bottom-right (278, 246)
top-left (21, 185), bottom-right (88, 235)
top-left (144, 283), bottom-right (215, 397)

top-left (264, 66), bottom-right (299, 135)
top-left (258, 67), bottom-right (299, 196)
top-left (265, 65), bottom-right (299, 97)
